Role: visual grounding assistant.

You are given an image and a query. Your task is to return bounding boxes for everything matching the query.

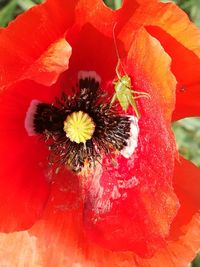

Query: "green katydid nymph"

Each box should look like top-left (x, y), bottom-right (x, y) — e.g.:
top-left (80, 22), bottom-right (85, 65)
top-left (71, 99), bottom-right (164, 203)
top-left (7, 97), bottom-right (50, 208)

top-left (110, 24), bottom-right (150, 119)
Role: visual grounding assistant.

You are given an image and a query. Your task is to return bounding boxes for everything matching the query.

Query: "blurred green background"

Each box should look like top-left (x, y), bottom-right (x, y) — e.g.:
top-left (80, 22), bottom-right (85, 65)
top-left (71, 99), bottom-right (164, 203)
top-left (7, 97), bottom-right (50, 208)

top-left (0, 0), bottom-right (200, 266)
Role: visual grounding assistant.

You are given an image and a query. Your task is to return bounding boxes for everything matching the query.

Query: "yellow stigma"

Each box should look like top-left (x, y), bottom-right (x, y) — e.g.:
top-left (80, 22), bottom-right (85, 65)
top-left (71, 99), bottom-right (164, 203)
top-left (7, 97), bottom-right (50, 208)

top-left (64, 111), bottom-right (95, 144)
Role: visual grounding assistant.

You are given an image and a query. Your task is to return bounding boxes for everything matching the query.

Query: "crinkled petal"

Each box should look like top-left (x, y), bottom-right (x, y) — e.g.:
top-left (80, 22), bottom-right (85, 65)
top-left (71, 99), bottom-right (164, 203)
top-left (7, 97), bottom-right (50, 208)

top-left (171, 157), bottom-right (200, 237)
top-left (23, 38), bottom-right (72, 86)
top-left (0, 174), bottom-right (138, 267)
top-left (119, 0), bottom-right (200, 55)
top-left (134, 214), bottom-right (200, 267)
top-left (134, 157), bottom-right (200, 267)
top-left (0, 158), bottom-right (199, 267)
top-left (145, 24), bottom-right (200, 120)
top-left (0, 0), bottom-right (75, 89)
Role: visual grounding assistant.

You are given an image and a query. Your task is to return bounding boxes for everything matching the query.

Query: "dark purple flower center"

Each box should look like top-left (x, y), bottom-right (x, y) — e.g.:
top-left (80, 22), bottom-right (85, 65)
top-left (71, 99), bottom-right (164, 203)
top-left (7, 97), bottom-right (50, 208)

top-left (25, 71), bottom-right (134, 173)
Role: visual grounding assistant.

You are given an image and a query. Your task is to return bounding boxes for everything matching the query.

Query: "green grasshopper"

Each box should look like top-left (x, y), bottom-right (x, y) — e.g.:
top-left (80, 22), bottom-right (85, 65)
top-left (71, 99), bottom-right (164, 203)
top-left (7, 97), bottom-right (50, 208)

top-left (110, 25), bottom-right (150, 118)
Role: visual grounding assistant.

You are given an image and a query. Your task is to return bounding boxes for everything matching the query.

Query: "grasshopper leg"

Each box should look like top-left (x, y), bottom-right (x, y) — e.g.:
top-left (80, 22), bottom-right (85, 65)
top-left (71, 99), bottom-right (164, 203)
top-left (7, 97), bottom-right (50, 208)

top-left (115, 59), bottom-right (122, 80)
top-left (110, 93), bottom-right (117, 107)
top-left (129, 95), bottom-right (141, 118)
top-left (132, 90), bottom-right (151, 98)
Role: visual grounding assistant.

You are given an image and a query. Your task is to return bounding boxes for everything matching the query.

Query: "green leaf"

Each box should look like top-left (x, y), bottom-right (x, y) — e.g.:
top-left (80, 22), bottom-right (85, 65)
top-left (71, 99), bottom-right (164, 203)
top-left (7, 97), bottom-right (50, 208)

top-left (113, 0), bottom-right (122, 9)
top-left (173, 117), bottom-right (200, 167)
top-left (0, 0), bottom-right (17, 27)
top-left (34, 0), bottom-right (44, 3)
top-left (190, 0), bottom-right (200, 27)
top-left (192, 253), bottom-right (200, 267)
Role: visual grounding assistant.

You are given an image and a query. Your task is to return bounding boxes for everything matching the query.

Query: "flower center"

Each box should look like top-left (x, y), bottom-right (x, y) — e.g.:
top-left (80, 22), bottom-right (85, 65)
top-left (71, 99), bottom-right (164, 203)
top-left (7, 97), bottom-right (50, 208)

top-left (63, 111), bottom-right (95, 143)
top-left (24, 71), bottom-right (139, 173)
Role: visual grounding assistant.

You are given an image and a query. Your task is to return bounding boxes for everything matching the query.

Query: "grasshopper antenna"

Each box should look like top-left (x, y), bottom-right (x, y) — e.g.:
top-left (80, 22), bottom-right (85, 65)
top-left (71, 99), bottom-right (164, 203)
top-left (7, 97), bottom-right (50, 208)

top-left (113, 23), bottom-right (120, 63)
top-left (112, 22), bottom-right (126, 75)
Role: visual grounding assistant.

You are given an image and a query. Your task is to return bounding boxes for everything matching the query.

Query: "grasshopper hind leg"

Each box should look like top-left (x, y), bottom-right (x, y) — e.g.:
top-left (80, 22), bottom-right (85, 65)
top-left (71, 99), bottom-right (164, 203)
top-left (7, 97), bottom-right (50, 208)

top-left (128, 94), bottom-right (141, 119)
top-left (132, 90), bottom-right (151, 99)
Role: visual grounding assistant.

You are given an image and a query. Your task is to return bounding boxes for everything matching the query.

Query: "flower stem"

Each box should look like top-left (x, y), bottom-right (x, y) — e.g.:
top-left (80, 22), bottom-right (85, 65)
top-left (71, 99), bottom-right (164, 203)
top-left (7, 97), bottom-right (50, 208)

top-left (17, 0), bottom-right (35, 11)
top-left (0, 0), bottom-right (17, 27)
top-left (113, 0), bottom-right (122, 9)
top-left (103, 0), bottom-right (122, 9)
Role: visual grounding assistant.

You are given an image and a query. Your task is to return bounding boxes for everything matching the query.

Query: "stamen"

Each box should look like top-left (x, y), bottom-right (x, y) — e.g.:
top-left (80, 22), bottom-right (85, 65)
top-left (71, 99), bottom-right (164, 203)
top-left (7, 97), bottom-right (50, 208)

top-left (63, 111), bottom-right (95, 143)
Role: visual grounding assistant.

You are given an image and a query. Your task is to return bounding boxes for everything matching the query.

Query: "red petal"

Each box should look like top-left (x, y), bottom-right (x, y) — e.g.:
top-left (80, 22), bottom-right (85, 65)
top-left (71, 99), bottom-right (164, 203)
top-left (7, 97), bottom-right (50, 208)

top-left (0, 158), bottom-right (198, 266)
top-left (134, 214), bottom-right (200, 267)
top-left (0, 79), bottom-right (58, 232)
top-left (0, 0), bottom-right (75, 89)
top-left (23, 38), bottom-right (72, 86)
top-left (79, 29), bottom-right (178, 257)
top-left (134, 157), bottom-right (200, 267)
top-left (75, 0), bottom-right (138, 37)
top-left (171, 157), bottom-right (200, 237)
top-left (145, 25), bottom-right (200, 120)
top-left (76, 0), bottom-right (115, 33)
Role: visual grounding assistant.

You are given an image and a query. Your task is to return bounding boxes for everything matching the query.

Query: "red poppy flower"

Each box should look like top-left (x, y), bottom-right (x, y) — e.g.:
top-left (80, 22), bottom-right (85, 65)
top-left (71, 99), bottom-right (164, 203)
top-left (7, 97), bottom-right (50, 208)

top-left (0, 0), bottom-right (200, 266)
